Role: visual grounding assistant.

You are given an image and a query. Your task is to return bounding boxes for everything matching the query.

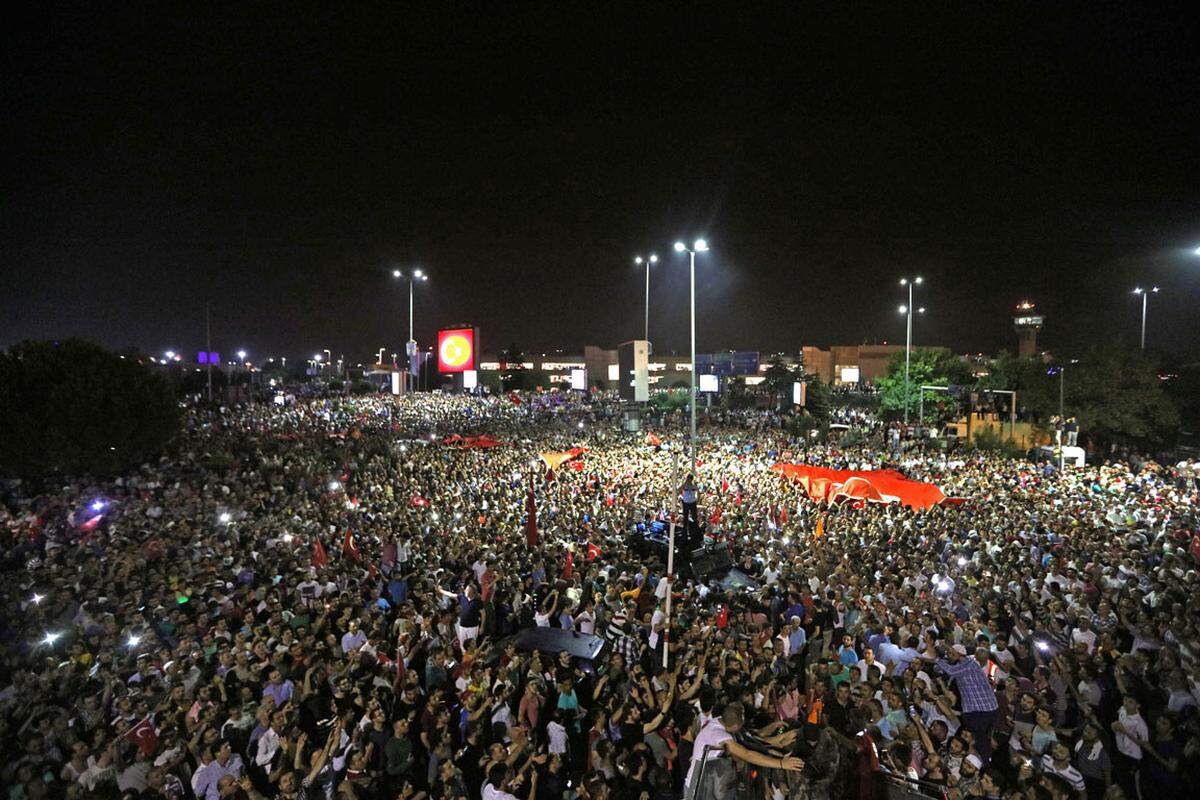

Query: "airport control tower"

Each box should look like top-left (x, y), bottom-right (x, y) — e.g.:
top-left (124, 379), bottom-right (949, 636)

top-left (1013, 301), bottom-right (1044, 358)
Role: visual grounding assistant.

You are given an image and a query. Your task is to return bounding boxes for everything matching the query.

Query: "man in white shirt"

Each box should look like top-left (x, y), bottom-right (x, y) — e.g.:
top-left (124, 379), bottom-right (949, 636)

top-left (482, 762), bottom-right (535, 800)
top-left (684, 702), bottom-right (804, 799)
top-left (1071, 617), bottom-right (1097, 654)
top-left (575, 600), bottom-right (596, 635)
top-left (1111, 694), bottom-right (1147, 797)
top-left (649, 602), bottom-right (666, 650)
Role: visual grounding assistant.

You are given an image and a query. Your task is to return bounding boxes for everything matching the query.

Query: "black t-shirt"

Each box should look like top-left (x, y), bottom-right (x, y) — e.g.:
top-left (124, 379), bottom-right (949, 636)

top-left (460, 596), bottom-right (483, 627)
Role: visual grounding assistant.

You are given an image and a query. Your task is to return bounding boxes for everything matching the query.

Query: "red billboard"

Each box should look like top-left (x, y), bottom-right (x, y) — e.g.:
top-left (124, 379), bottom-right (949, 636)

top-left (437, 327), bottom-right (476, 373)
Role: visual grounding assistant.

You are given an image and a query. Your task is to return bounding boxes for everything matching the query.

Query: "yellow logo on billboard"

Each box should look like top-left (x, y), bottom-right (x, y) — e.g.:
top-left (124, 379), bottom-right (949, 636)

top-left (440, 334), bottom-right (471, 368)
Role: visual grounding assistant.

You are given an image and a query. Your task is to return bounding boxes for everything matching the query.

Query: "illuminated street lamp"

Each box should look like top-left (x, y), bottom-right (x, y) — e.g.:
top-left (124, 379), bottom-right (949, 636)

top-left (633, 254), bottom-right (658, 344)
top-left (898, 277), bottom-right (925, 424)
top-left (393, 268), bottom-right (429, 390)
top-left (672, 239), bottom-right (709, 465)
top-left (1132, 286), bottom-right (1159, 350)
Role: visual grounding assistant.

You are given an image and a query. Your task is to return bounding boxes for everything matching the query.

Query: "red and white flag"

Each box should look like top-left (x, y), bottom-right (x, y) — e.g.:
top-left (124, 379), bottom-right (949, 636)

top-left (123, 715), bottom-right (158, 758)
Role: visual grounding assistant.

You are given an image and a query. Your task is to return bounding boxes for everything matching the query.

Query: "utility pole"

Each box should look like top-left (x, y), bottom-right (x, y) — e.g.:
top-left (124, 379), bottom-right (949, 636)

top-left (205, 302), bottom-right (213, 403)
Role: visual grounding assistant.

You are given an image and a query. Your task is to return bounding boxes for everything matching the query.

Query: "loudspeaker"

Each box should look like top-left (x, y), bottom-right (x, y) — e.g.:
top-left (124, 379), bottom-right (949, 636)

top-left (689, 542), bottom-right (732, 580)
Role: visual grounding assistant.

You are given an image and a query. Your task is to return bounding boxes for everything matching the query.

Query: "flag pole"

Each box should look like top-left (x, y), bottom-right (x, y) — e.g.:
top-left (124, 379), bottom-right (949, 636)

top-left (663, 520), bottom-right (674, 669)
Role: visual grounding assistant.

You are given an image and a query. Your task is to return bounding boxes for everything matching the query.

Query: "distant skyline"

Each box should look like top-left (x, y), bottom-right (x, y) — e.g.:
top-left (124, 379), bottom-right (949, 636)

top-left (3, 6), bottom-right (1199, 361)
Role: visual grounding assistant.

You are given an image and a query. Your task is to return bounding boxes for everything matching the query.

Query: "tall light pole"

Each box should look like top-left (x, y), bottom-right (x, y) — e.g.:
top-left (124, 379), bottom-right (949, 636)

top-left (634, 254), bottom-right (658, 345)
top-left (1049, 359), bottom-right (1079, 471)
top-left (673, 239), bottom-right (708, 467)
top-left (205, 302), bottom-right (213, 402)
top-left (1132, 286), bottom-right (1158, 350)
top-left (898, 277), bottom-right (925, 425)
top-left (393, 268), bottom-right (428, 391)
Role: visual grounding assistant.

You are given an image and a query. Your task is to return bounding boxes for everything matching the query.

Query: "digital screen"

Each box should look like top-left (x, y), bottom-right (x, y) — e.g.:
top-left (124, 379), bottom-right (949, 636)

top-left (437, 328), bottom-right (476, 373)
top-left (695, 351), bottom-right (760, 376)
top-left (699, 374), bottom-right (719, 393)
top-left (570, 368), bottom-right (586, 391)
top-left (793, 381), bottom-right (806, 406)
top-left (839, 366), bottom-right (860, 384)
top-left (463, 370), bottom-right (478, 389)
top-left (391, 372), bottom-right (401, 395)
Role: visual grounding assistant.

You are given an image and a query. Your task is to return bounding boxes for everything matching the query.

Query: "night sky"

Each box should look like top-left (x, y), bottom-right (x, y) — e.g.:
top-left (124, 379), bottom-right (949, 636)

top-left (3, 4), bottom-right (1199, 363)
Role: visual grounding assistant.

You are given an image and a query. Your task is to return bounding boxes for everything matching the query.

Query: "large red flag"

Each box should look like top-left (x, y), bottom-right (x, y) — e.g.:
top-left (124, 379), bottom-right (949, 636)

top-left (311, 539), bottom-right (328, 568)
top-left (562, 549), bottom-right (574, 579)
top-left (526, 477), bottom-right (538, 548)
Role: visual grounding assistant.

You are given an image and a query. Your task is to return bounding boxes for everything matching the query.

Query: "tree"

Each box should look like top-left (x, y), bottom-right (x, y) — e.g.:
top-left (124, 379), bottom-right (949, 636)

top-left (0, 339), bottom-right (181, 479)
top-left (801, 373), bottom-right (833, 423)
top-left (980, 347), bottom-right (1179, 447)
top-left (877, 348), bottom-right (974, 421)
top-left (761, 356), bottom-right (798, 409)
top-left (760, 355), bottom-right (831, 421)
top-left (1066, 346), bottom-right (1178, 446)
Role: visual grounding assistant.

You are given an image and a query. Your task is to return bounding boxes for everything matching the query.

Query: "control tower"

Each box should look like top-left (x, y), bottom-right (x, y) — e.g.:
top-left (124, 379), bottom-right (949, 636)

top-left (1013, 301), bottom-right (1044, 358)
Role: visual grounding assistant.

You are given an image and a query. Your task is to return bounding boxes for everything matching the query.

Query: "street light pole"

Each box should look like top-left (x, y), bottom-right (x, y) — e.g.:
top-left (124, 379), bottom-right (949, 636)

top-left (635, 254), bottom-right (658, 345)
top-left (393, 268), bottom-right (428, 391)
top-left (1133, 286), bottom-right (1158, 350)
top-left (899, 277), bottom-right (924, 425)
top-left (205, 302), bottom-right (213, 402)
top-left (674, 240), bottom-right (708, 468)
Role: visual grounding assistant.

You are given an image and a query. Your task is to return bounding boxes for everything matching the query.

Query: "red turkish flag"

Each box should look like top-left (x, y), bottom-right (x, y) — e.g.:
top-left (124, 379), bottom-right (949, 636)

top-left (562, 549), bottom-right (575, 579)
top-left (342, 529), bottom-right (360, 562)
top-left (586, 542), bottom-right (602, 561)
top-left (123, 715), bottom-right (158, 758)
top-left (311, 539), bottom-right (328, 568)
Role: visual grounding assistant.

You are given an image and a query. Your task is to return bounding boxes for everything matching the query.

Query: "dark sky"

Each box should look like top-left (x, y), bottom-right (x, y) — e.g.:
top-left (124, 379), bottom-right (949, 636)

top-left (3, 4), bottom-right (1199, 363)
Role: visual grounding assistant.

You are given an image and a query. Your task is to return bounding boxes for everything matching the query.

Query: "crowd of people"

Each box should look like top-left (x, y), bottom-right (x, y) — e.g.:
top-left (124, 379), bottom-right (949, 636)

top-left (1, 392), bottom-right (1198, 800)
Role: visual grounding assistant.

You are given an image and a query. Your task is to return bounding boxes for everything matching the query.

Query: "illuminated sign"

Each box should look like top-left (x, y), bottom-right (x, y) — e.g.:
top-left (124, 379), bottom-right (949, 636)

top-left (1014, 316), bottom-right (1044, 326)
top-left (437, 328), bottom-right (477, 373)
top-left (793, 381), bottom-right (806, 406)
top-left (699, 374), bottom-right (719, 393)
top-left (462, 370), bottom-right (478, 389)
top-left (839, 366), bottom-right (860, 384)
top-left (570, 368), bottom-right (586, 391)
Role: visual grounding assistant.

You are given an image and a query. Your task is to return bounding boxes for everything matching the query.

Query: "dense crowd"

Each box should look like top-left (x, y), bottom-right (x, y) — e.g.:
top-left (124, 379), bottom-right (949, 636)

top-left (2, 393), bottom-right (1198, 800)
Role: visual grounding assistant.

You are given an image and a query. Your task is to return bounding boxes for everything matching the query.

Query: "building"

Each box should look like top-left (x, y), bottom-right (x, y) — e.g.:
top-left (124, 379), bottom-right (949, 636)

top-left (1013, 301), bottom-right (1043, 358)
top-left (477, 342), bottom-right (945, 389)
top-left (801, 344), bottom-right (916, 384)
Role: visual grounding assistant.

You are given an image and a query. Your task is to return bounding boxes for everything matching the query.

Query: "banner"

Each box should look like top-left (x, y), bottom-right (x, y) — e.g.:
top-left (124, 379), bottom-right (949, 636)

top-left (539, 447), bottom-right (587, 472)
top-left (771, 464), bottom-right (946, 510)
top-left (442, 434), bottom-right (507, 449)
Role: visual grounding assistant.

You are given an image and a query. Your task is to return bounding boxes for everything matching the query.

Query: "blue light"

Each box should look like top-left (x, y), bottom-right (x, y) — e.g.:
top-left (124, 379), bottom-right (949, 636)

top-left (90, 500), bottom-right (106, 512)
